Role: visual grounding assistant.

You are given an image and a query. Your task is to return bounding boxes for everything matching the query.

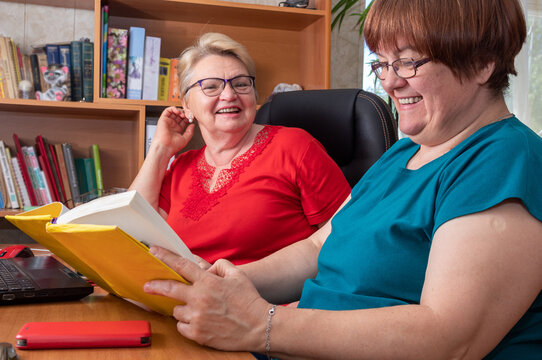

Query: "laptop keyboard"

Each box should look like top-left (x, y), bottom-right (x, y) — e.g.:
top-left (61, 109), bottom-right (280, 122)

top-left (0, 260), bottom-right (35, 292)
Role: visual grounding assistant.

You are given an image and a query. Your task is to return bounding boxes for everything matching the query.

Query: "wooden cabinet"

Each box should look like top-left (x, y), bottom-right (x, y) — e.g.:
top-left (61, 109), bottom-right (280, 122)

top-left (0, 0), bottom-right (330, 216)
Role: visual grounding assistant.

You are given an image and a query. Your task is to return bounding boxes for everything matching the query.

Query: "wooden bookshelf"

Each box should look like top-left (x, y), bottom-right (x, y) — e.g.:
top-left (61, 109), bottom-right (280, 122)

top-left (0, 99), bottom-right (144, 216)
top-left (93, 0), bottom-right (331, 105)
top-left (0, 0), bottom-right (330, 216)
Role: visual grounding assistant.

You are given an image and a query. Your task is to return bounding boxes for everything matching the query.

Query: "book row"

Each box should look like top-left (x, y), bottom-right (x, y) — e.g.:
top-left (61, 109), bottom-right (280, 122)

top-left (0, 136), bottom-right (104, 210)
top-left (101, 6), bottom-right (180, 101)
top-left (0, 35), bottom-right (94, 102)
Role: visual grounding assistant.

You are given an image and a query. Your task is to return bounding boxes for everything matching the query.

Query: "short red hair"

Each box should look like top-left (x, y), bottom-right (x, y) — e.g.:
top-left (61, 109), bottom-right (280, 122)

top-left (364, 0), bottom-right (526, 94)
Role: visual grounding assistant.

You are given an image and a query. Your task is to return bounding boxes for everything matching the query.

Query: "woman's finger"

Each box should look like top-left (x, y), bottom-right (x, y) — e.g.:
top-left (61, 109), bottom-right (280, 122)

top-left (150, 246), bottom-right (205, 283)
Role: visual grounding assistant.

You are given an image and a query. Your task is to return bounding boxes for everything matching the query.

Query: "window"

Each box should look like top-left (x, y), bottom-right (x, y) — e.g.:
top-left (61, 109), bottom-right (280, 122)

top-left (506, 0), bottom-right (542, 135)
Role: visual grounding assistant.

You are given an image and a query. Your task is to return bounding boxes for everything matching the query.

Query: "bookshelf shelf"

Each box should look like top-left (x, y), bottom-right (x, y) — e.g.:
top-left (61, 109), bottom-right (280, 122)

top-left (94, 0), bottom-right (331, 105)
top-left (0, 0), bottom-right (330, 215)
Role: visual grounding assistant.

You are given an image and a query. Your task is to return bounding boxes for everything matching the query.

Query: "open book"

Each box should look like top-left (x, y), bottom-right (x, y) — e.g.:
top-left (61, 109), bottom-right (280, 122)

top-left (6, 190), bottom-right (195, 315)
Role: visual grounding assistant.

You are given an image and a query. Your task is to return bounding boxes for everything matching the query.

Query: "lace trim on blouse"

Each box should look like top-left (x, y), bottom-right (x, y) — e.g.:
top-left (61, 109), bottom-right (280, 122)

top-left (181, 126), bottom-right (278, 221)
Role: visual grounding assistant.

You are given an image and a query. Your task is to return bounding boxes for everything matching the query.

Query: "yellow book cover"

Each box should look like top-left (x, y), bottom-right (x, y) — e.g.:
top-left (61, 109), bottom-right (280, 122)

top-left (6, 190), bottom-right (195, 315)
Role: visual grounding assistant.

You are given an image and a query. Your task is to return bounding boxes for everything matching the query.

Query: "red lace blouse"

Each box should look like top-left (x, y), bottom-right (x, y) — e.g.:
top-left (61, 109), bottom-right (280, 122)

top-left (159, 125), bottom-right (351, 265)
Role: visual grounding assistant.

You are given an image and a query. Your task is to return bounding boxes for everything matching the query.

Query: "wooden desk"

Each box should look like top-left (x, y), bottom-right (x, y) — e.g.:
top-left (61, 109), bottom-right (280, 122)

top-left (0, 246), bottom-right (253, 360)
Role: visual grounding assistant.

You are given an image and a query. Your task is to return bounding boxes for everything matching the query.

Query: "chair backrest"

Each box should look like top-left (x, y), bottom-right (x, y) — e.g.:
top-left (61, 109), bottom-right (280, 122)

top-left (255, 89), bottom-right (398, 187)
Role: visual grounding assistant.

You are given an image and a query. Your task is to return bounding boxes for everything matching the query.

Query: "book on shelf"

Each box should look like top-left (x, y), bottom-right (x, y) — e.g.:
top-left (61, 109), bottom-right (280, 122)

top-left (58, 45), bottom-right (72, 100)
top-left (9, 39), bottom-right (23, 89)
top-left (126, 26), bottom-right (145, 100)
top-left (35, 53), bottom-right (50, 93)
top-left (44, 44), bottom-right (61, 66)
top-left (101, 5), bottom-right (109, 98)
top-left (53, 143), bottom-right (74, 208)
top-left (22, 146), bottom-right (48, 205)
top-left (5, 190), bottom-right (196, 315)
top-left (89, 144), bottom-right (104, 197)
top-left (106, 28), bottom-right (128, 99)
top-left (168, 58), bottom-right (180, 102)
top-left (49, 143), bottom-right (68, 205)
top-left (10, 150), bottom-right (33, 209)
top-left (0, 166), bottom-right (7, 209)
top-left (0, 140), bottom-right (19, 209)
top-left (75, 157), bottom-right (97, 201)
top-left (13, 134), bottom-right (38, 206)
top-left (69, 41), bottom-right (83, 101)
top-left (145, 116), bottom-right (159, 157)
top-left (0, 36), bottom-right (18, 98)
top-left (142, 36), bottom-right (161, 100)
top-left (35, 135), bottom-right (62, 203)
top-left (29, 54), bottom-right (42, 92)
top-left (0, 55), bottom-right (10, 99)
top-left (5, 147), bottom-right (28, 209)
top-left (158, 57), bottom-right (170, 101)
top-left (82, 41), bottom-right (94, 102)
top-left (62, 143), bottom-right (81, 205)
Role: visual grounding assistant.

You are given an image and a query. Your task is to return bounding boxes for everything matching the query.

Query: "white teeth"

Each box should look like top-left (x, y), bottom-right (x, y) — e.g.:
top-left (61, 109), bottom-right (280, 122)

top-left (217, 108), bottom-right (239, 113)
top-left (398, 96), bottom-right (422, 104)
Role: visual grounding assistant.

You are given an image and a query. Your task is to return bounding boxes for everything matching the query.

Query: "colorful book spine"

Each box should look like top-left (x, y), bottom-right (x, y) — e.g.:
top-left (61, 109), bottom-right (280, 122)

top-left (0, 37), bottom-right (17, 98)
top-left (11, 154), bottom-right (32, 208)
top-left (36, 53), bottom-right (50, 92)
top-left (44, 44), bottom-right (60, 66)
top-left (13, 133), bottom-right (38, 206)
top-left (0, 141), bottom-right (19, 208)
top-left (126, 27), bottom-right (145, 100)
top-left (89, 144), bottom-right (103, 197)
top-left (106, 28), bottom-right (128, 99)
top-left (21, 146), bottom-right (44, 205)
top-left (142, 36), bottom-right (161, 100)
top-left (54, 143), bottom-right (73, 208)
top-left (6, 147), bottom-right (29, 208)
top-left (9, 39), bottom-right (22, 88)
top-left (75, 157), bottom-right (97, 201)
top-left (35, 135), bottom-right (60, 202)
top-left (82, 41), bottom-right (94, 102)
top-left (29, 54), bottom-right (42, 92)
top-left (168, 58), bottom-right (180, 102)
top-left (101, 5), bottom-right (109, 98)
top-left (59, 45), bottom-right (72, 100)
top-left (70, 41), bottom-right (83, 101)
top-left (158, 57), bottom-right (171, 101)
top-left (62, 143), bottom-right (81, 205)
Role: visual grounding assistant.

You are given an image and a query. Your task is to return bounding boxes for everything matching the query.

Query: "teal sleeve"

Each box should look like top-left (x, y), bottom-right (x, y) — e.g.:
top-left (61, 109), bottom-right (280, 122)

top-left (434, 123), bottom-right (542, 234)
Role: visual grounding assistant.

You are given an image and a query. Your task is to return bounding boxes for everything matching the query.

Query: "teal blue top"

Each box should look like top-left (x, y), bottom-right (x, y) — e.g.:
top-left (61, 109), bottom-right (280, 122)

top-left (298, 117), bottom-right (542, 359)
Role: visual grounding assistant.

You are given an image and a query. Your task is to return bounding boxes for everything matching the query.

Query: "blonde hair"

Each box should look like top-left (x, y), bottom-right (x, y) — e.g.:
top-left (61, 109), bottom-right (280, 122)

top-left (176, 33), bottom-right (256, 100)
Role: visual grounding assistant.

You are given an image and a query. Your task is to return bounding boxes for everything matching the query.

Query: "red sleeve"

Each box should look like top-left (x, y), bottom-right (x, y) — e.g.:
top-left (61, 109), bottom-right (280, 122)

top-left (296, 138), bottom-right (351, 225)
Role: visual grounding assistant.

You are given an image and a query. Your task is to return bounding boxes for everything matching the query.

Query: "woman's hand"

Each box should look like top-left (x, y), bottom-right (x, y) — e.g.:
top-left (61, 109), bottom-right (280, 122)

top-left (144, 246), bottom-right (270, 352)
top-left (151, 106), bottom-right (195, 158)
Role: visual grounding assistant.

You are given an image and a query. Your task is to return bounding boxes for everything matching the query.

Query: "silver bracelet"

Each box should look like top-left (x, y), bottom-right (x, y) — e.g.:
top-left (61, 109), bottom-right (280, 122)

top-left (265, 304), bottom-right (277, 360)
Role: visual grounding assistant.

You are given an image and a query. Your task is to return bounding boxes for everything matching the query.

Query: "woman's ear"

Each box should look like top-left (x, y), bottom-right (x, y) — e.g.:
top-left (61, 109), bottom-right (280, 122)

top-left (477, 61), bottom-right (496, 85)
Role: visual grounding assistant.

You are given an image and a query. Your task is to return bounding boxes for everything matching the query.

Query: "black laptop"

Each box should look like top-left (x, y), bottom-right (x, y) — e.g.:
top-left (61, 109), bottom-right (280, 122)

top-left (0, 256), bottom-right (93, 305)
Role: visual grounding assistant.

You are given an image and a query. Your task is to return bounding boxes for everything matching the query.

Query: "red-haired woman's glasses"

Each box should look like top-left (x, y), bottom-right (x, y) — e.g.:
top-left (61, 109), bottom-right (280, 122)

top-left (371, 58), bottom-right (431, 80)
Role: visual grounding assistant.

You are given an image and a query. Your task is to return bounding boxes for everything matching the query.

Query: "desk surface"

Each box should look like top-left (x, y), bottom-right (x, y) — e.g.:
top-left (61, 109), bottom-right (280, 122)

top-left (1, 246), bottom-right (253, 360)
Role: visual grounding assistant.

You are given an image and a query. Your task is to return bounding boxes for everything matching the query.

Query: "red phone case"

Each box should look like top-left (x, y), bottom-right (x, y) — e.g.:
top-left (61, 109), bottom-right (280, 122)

top-left (15, 320), bottom-right (151, 349)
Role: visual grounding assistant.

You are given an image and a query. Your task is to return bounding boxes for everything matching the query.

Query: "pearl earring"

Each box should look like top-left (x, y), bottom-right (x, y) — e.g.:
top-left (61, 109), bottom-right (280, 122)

top-left (188, 115), bottom-right (194, 124)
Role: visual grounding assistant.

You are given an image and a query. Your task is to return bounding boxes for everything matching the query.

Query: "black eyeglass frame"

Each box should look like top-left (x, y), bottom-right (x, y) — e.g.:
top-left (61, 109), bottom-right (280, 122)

top-left (185, 75), bottom-right (256, 96)
top-left (370, 58), bottom-right (431, 80)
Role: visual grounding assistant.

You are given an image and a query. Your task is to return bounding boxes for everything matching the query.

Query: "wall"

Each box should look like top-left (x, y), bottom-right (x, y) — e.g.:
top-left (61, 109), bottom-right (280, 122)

top-left (0, 0), bottom-right (363, 89)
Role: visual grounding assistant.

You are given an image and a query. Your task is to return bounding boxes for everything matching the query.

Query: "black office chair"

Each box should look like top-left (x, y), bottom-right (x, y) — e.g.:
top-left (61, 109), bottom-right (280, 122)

top-left (255, 89), bottom-right (398, 187)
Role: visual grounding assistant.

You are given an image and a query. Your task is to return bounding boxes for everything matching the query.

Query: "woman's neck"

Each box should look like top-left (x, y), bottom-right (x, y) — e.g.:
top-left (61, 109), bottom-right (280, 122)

top-left (409, 97), bottom-right (511, 170)
top-left (203, 124), bottom-right (264, 168)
